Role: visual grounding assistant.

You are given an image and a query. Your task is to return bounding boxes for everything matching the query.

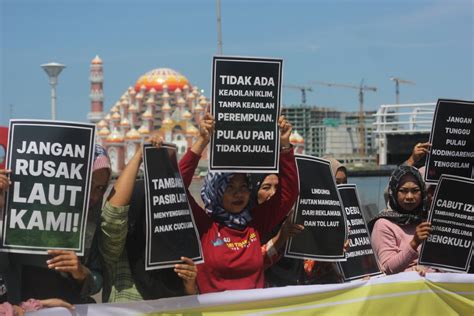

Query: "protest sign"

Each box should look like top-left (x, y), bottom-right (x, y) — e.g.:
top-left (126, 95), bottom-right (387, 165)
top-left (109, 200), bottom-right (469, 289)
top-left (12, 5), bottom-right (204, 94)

top-left (143, 143), bottom-right (203, 270)
top-left (210, 56), bottom-right (282, 173)
top-left (425, 99), bottom-right (474, 183)
top-left (285, 155), bottom-right (347, 261)
top-left (2, 120), bottom-right (95, 255)
top-left (419, 174), bottom-right (474, 272)
top-left (337, 184), bottom-right (382, 281)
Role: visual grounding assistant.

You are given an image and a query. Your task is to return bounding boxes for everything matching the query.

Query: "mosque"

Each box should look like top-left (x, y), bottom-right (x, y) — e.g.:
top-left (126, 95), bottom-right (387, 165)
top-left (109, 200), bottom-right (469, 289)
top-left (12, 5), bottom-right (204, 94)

top-left (87, 56), bottom-right (304, 174)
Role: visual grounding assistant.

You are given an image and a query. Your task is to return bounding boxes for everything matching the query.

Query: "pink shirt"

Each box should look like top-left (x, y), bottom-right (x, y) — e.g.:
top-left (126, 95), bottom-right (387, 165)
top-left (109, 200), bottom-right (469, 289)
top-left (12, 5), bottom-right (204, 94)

top-left (371, 218), bottom-right (419, 274)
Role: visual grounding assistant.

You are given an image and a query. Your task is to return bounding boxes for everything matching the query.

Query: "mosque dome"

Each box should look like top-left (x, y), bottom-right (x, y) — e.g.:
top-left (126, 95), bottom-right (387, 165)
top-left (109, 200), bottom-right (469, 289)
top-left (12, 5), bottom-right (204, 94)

top-left (290, 130), bottom-right (304, 145)
top-left (98, 126), bottom-right (110, 136)
top-left (91, 55), bottom-right (102, 65)
top-left (135, 68), bottom-right (190, 93)
top-left (106, 128), bottom-right (124, 142)
top-left (186, 124), bottom-right (199, 137)
top-left (125, 128), bottom-right (141, 140)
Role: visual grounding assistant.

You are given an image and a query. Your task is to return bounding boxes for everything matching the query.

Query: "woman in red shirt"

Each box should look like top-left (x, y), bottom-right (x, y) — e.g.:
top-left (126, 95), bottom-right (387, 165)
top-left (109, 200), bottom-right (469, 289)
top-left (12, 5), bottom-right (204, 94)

top-left (179, 114), bottom-right (298, 293)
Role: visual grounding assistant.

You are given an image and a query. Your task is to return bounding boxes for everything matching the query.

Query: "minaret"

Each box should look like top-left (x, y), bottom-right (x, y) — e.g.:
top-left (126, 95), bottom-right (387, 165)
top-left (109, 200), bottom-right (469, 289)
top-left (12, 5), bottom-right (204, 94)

top-left (88, 55), bottom-right (105, 123)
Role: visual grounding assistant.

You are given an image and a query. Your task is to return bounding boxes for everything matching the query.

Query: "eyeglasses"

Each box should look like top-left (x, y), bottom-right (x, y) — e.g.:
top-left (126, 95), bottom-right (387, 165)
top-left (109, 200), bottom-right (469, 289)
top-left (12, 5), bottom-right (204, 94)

top-left (398, 188), bottom-right (421, 195)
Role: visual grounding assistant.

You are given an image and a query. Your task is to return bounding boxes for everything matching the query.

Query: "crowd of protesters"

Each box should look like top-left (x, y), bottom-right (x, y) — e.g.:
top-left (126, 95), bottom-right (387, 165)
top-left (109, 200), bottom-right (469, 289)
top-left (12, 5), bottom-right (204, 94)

top-left (0, 112), bottom-right (470, 315)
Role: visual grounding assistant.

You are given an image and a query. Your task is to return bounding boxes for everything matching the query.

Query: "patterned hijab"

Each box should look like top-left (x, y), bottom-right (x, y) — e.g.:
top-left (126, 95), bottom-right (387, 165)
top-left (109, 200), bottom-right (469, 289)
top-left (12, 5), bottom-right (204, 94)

top-left (369, 165), bottom-right (427, 232)
top-left (200, 172), bottom-right (253, 230)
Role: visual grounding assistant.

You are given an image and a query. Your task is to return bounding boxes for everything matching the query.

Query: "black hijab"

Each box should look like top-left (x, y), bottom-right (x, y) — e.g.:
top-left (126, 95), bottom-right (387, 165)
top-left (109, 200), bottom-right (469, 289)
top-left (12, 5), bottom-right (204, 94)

top-left (125, 180), bottom-right (185, 300)
top-left (368, 165), bottom-right (427, 232)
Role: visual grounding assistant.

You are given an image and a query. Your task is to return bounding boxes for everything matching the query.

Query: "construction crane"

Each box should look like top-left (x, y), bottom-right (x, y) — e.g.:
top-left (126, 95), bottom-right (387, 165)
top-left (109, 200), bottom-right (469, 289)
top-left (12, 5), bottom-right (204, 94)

top-left (283, 84), bottom-right (313, 106)
top-left (310, 80), bottom-right (377, 156)
top-left (390, 77), bottom-right (415, 104)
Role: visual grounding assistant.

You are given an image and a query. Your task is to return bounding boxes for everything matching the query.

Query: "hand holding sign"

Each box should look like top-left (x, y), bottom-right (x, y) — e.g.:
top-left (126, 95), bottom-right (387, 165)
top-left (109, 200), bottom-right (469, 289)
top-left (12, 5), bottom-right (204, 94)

top-left (46, 249), bottom-right (89, 282)
top-left (199, 113), bottom-right (215, 143)
top-left (192, 113), bottom-right (215, 156)
top-left (174, 256), bottom-right (198, 295)
top-left (278, 115), bottom-right (292, 149)
top-left (410, 221), bottom-right (432, 250)
top-left (407, 142), bottom-right (431, 166)
top-left (0, 169), bottom-right (11, 209)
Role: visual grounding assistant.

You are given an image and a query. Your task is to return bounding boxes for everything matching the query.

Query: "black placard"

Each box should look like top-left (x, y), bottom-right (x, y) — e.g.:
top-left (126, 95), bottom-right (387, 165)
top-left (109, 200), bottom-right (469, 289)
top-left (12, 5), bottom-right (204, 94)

top-left (336, 184), bottom-right (382, 281)
top-left (210, 56), bottom-right (282, 173)
top-left (143, 143), bottom-right (203, 270)
top-left (1, 120), bottom-right (95, 255)
top-left (285, 155), bottom-right (347, 261)
top-left (425, 99), bottom-right (474, 183)
top-left (419, 175), bottom-right (474, 272)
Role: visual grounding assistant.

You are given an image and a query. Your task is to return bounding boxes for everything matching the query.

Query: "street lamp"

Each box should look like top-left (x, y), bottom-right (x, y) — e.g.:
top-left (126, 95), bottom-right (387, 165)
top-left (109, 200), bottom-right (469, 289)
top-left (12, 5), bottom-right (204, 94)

top-left (41, 62), bottom-right (66, 120)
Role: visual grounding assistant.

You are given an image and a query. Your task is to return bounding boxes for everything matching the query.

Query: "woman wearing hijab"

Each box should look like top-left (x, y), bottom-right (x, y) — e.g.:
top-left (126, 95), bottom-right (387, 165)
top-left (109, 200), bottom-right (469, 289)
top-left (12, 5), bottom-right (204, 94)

top-left (369, 165), bottom-right (432, 274)
top-left (99, 136), bottom-right (197, 303)
top-left (0, 144), bottom-right (111, 312)
top-left (179, 113), bottom-right (298, 293)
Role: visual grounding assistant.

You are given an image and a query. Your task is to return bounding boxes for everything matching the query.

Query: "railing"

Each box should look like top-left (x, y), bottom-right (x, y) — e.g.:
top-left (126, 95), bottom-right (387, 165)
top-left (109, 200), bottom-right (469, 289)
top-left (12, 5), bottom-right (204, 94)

top-left (373, 102), bottom-right (436, 165)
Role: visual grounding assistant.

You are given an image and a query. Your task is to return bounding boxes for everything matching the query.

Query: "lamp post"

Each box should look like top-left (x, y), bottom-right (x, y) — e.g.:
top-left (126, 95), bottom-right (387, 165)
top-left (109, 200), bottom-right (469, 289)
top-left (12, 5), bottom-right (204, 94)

top-left (41, 62), bottom-right (66, 120)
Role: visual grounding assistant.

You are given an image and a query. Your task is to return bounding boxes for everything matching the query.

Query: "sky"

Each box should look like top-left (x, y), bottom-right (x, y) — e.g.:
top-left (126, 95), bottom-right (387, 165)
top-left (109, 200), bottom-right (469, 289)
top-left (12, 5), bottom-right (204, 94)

top-left (0, 0), bottom-right (472, 126)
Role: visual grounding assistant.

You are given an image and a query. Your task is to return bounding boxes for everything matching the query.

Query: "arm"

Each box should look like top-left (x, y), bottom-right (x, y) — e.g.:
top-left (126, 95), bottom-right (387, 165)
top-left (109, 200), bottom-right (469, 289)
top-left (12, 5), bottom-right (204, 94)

top-left (98, 150), bottom-right (142, 266)
top-left (179, 113), bottom-right (215, 234)
top-left (253, 116), bottom-right (299, 233)
top-left (99, 135), bottom-right (162, 265)
top-left (371, 219), bottom-right (419, 274)
top-left (0, 169), bottom-right (11, 211)
top-left (262, 211), bottom-right (304, 268)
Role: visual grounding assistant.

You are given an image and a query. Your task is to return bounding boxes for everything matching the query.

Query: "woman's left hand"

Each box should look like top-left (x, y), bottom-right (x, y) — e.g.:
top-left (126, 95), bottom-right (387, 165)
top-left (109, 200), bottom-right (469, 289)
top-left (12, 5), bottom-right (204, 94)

top-left (46, 250), bottom-right (89, 282)
top-left (175, 256), bottom-right (198, 294)
top-left (278, 115), bottom-right (292, 148)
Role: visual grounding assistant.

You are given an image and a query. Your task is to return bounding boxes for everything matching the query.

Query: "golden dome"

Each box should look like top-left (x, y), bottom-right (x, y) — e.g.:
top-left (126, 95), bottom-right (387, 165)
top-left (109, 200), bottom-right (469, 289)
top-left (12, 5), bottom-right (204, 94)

top-left (135, 68), bottom-right (190, 93)
top-left (138, 125), bottom-right (150, 135)
top-left (98, 126), bottom-right (110, 136)
top-left (162, 117), bottom-right (174, 128)
top-left (97, 119), bottom-right (108, 128)
top-left (120, 117), bottom-right (130, 127)
top-left (106, 129), bottom-right (124, 142)
top-left (182, 110), bottom-right (192, 120)
top-left (142, 110), bottom-right (153, 119)
top-left (186, 124), bottom-right (199, 136)
top-left (91, 55), bottom-right (102, 64)
top-left (111, 112), bottom-right (121, 121)
top-left (125, 128), bottom-right (141, 140)
top-left (290, 130), bottom-right (304, 144)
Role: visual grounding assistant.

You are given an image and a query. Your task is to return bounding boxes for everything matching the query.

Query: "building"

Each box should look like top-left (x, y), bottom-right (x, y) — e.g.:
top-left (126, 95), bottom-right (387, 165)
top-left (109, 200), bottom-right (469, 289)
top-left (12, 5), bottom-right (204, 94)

top-left (87, 56), bottom-right (209, 174)
top-left (282, 106), bottom-right (376, 162)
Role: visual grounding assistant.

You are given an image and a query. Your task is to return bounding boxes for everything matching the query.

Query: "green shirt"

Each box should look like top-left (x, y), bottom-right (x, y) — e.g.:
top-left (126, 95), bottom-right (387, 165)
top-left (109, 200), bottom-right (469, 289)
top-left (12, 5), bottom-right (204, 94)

top-left (99, 201), bottom-right (143, 302)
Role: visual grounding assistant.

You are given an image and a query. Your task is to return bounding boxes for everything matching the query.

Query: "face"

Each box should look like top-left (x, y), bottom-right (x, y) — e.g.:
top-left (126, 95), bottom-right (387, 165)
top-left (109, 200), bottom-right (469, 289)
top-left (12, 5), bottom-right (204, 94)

top-left (335, 169), bottom-right (347, 185)
top-left (396, 174), bottom-right (422, 212)
top-left (89, 168), bottom-right (111, 209)
top-left (222, 174), bottom-right (251, 214)
top-left (257, 174), bottom-right (279, 204)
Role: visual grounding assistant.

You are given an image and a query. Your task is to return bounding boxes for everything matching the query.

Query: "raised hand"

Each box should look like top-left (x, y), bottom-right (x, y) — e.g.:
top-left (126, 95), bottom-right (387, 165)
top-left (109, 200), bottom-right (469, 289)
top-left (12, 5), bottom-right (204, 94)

top-left (191, 113), bottom-right (215, 155)
top-left (199, 113), bottom-right (215, 143)
top-left (406, 142), bottom-right (431, 166)
top-left (278, 115), bottom-right (292, 149)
